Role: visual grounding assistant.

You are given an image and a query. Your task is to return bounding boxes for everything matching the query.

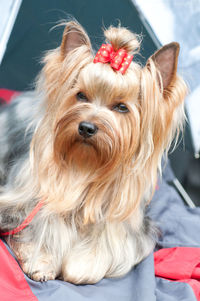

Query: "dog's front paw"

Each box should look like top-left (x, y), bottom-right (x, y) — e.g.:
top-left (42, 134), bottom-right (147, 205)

top-left (62, 261), bottom-right (99, 284)
top-left (62, 250), bottom-right (110, 284)
top-left (7, 239), bottom-right (59, 282)
top-left (27, 270), bottom-right (56, 282)
top-left (21, 260), bottom-right (57, 282)
top-left (20, 257), bottom-right (58, 282)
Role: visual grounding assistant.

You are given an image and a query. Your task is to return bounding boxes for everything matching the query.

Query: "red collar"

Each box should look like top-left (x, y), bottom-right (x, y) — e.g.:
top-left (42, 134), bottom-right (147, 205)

top-left (0, 200), bottom-right (44, 237)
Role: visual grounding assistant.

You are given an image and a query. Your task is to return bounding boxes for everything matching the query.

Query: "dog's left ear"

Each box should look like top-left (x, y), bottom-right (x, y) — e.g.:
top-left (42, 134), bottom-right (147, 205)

top-left (60, 21), bottom-right (92, 58)
top-left (148, 42), bottom-right (180, 91)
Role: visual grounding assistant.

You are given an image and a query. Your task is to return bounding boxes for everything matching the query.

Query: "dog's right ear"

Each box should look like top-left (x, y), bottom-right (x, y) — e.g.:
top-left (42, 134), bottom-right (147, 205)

top-left (60, 21), bottom-right (92, 58)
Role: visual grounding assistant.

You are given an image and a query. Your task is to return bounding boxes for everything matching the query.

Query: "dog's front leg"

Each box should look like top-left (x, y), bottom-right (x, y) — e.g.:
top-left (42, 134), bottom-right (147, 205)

top-left (61, 222), bottom-right (135, 284)
top-left (61, 231), bottom-right (112, 284)
top-left (7, 238), bottom-right (60, 281)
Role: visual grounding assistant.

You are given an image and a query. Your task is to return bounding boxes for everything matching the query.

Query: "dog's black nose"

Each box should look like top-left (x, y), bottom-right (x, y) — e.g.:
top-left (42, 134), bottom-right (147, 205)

top-left (78, 122), bottom-right (98, 138)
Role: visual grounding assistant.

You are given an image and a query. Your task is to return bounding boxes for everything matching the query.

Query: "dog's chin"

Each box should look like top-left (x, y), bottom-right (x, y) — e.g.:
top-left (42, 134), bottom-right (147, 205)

top-left (65, 139), bottom-right (100, 170)
top-left (73, 138), bottom-right (97, 151)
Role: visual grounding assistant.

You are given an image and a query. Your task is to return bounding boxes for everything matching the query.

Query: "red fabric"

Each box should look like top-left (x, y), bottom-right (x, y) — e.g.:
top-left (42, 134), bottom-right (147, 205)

top-left (0, 240), bottom-right (37, 301)
top-left (154, 247), bottom-right (200, 300)
top-left (93, 44), bottom-right (133, 74)
top-left (0, 89), bottom-right (20, 104)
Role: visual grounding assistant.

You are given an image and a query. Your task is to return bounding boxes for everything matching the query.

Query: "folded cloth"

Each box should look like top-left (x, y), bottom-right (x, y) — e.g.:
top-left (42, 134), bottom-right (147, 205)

top-left (0, 240), bottom-right (37, 301)
top-left (154, 247), bottom-right (200, 300)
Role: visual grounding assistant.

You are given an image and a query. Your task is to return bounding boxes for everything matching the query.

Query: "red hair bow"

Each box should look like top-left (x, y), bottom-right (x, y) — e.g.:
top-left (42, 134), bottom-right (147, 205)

top-left (93, 44), bottom-right (133, 74)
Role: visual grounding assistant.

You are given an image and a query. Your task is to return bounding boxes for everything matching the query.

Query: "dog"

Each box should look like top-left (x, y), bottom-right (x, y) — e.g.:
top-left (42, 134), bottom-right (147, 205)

top-left (0, 21), bottom-right (187, 284)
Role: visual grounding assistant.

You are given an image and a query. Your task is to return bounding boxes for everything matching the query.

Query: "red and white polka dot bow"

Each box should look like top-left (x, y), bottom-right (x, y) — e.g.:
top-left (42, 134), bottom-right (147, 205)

top-left (93, 44), bottom-right (133, 74)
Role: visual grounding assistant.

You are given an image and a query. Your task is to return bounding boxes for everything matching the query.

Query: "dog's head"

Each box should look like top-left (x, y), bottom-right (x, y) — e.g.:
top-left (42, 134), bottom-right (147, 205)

top-left (41, 22), bottom-right (185, 171)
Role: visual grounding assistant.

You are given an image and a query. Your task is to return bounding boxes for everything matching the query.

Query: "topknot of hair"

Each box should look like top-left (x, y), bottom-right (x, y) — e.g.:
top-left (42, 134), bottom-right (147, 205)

top-left (104, 26), bottom-right (141, 56)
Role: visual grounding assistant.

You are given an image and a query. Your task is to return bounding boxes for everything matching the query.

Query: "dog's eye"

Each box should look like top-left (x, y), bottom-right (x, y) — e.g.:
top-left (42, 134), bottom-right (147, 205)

top-left (112, 103), bottom-right (129, 113)
top-left (76, 92), bottom-right (88, 102)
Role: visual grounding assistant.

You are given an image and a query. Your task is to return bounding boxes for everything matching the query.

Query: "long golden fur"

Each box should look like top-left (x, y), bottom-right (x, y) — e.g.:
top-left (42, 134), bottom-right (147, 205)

top-left (0, 21), bottom-right (187, 284)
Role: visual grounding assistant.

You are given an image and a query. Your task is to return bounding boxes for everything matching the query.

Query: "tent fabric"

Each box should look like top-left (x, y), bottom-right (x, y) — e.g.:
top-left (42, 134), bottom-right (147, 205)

top-left (0, 0), bottom-right (157, 91)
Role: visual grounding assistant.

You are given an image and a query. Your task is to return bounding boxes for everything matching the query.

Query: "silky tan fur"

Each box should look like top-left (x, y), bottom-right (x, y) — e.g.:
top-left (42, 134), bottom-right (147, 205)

top-left (0, 21), bottom-right (187, 284)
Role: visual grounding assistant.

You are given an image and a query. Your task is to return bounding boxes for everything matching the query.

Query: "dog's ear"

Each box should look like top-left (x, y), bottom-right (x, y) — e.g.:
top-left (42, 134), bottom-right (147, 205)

top-left (60, 21), bottom-right (92, 58)
top-left (148, 42), bottom-right (180, 90)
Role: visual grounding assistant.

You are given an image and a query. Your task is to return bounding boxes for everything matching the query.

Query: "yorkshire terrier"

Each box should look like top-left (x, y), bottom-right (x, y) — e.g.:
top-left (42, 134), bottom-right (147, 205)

top-left (0, 21), bottom-right (186, 284)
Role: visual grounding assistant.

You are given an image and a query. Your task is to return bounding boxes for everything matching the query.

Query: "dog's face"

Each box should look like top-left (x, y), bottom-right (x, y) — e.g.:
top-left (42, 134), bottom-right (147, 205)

top-left (53, 61), bottom-right (141, 171)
